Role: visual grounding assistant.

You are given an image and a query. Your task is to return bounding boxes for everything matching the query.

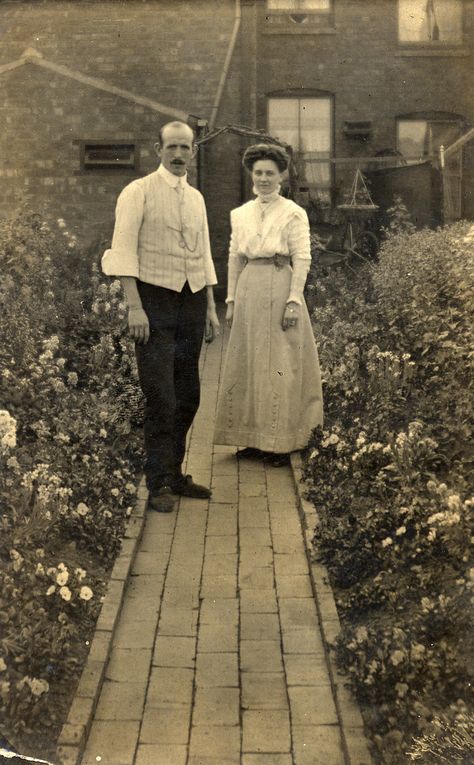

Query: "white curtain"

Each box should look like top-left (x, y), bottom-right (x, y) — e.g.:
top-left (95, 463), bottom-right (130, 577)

top-left (399, 0), bottom-right (462, 42)
top-left (267, 0), bottom-right (330, 10)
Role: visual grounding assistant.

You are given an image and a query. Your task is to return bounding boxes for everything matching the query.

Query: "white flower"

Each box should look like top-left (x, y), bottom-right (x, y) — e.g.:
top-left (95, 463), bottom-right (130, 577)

top-left (395, 526), bottom-right (406, 536)
top-left (79, 586), bottom-right (93, 601)
top-left (75, 567), bottom-right (87, 581)
top-left (59, 586), bottom-right (72, 601)
top-left (56, 571), bottom-right (69, 586)
top-left (99, 429), bottom-right (107, 439)
top-left (0, 658), bottom-right (6, 672)
top-left (125, 483), bottom-right (136, 494)
top-left (35, 563), bottom-right (45, 576)
top-left (421, 597), bottom-right (432, 612)
top-left (29, 677), bottom-right (49, 697)
top-left (111, 488), bottom-right (120, 497)
top-left (446, 494), bottom-right (461, 511)
top-left (322, 433), bottom-right (340, 448)
top-left (382, 537), bottom-right (393, 548)
top-left (46, 585), bottom-right (56, 596)
top-left (411, 643), bottom-right (426, 661)
top-left (67, 372), bottom-right (78, 386)
top-left (76, 502), bottom-right (90, 516)
top-left (390, 650), bottom-right (405, 666)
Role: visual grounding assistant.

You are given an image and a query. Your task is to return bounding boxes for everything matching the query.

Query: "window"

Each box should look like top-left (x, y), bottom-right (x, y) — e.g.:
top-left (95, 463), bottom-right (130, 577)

top-left (81, 142), bottom-right (138, 171)
top-left (397, 116), bottom-right (462, 162)
top-left (266, 0), bottom-right (333, 28)
top-left (267, 0), bottom-right (330, 8)
top-left (398, 0), bottom-right (462, 43)
top-left (268, 96), bottom-right (333, 199)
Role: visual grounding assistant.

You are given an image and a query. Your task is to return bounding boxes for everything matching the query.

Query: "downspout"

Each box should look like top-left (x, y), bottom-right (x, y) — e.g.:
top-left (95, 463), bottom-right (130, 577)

top-left (209, 0), bottom-right (241, 130)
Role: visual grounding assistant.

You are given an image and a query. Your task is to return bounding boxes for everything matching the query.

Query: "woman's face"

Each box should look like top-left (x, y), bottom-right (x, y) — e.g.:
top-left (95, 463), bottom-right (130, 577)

top-left (251, 159), bottom-right (283, 195)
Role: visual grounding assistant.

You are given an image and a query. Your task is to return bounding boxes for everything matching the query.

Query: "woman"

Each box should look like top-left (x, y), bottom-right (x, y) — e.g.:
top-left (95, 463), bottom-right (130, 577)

top-left (213, 143), bottom-right (323, 466)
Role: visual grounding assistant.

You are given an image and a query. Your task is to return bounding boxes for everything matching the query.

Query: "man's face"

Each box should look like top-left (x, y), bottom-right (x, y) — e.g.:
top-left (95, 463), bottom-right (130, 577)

top-left (156, 125), bottom-right (195, 176)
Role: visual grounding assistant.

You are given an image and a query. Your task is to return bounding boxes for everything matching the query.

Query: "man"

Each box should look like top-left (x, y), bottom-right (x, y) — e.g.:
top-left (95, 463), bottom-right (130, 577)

top-left (102, 121), bottom-right (219, 512)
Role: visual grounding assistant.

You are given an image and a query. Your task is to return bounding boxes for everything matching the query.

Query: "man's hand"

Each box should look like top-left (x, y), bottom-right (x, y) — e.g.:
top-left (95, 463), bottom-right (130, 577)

top-left (281, 301), bottom-right (299, 331)
top-left (128, 306), bottom-right (150, 344)
top-left (204, 303), bottom-right (220, 344)
top-left (225, 302), bottom-right (234, 329)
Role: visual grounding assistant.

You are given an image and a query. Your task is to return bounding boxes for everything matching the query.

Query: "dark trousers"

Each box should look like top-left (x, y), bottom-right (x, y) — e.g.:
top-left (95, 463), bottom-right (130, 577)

top-left (135, 281), bottom-right (207, 492)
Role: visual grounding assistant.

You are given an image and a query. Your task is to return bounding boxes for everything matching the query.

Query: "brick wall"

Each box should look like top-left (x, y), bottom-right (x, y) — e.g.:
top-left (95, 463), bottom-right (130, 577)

top-left (0, 0), bottom-right (237, 277)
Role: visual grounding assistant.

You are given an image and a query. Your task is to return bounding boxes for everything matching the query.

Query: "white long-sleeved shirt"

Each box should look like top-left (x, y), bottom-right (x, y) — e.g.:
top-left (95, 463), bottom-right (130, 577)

top-left (102, 164), bottom-right (217, 292)
top-left (226, 196), bottom-right (311, 305)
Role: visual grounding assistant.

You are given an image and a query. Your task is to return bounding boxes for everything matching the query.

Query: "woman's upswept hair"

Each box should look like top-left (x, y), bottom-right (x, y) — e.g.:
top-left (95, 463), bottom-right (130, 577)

top-left (242, 143), bottom-right (289, 173)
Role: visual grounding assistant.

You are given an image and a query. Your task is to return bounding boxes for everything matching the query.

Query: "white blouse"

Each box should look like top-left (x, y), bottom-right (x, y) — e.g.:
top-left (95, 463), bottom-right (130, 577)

top-left (226, 196), bottom-right (311, 305)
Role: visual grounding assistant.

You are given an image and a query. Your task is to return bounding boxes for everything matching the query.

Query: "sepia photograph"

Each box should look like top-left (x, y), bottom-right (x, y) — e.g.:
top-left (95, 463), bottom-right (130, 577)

top-left (0, 1), bottom-right (473, 764)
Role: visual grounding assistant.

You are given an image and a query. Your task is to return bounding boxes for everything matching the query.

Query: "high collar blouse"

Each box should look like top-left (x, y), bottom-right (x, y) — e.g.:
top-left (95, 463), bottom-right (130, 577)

top-left (226, 195), bottom-right (311, 305)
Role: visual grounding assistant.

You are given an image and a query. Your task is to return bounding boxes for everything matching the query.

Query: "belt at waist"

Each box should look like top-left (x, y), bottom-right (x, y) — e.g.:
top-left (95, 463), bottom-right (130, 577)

top-left (245, 254), bottom-right (291, 269)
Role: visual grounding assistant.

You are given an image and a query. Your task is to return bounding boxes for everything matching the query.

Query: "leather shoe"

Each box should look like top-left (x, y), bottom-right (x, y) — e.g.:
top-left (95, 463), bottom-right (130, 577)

top-left (148, 485), bottom-right (175, 513)
top-left (171, 474), bottom-right (211, 499)
top-left (265, 452), bottom-right (290, 467)
top-left (236, 447), bottom-right (265, 460)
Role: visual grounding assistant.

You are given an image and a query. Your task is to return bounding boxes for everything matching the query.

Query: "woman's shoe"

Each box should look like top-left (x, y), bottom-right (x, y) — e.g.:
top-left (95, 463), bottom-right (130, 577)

top-left (265, 452), bottom-right (290, 467)
top-left (236, 447), bottom-right (266, 460)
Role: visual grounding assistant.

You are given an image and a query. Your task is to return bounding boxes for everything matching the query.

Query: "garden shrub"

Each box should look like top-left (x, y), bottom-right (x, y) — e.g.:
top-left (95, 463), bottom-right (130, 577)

top-left (0, 211), bottom-right (143, 757)
top-left (305, 217), bottom-right (474, 764)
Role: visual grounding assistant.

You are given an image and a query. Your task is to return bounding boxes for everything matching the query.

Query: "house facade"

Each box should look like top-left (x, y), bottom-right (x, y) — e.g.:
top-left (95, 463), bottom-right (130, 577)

top-left (1, 0), bottom-right (473, 287)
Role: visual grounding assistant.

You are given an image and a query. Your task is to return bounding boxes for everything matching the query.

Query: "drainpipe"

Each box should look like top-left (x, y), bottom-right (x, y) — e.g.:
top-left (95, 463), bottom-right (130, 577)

top-left (209, 0), bottom-right (241, 130)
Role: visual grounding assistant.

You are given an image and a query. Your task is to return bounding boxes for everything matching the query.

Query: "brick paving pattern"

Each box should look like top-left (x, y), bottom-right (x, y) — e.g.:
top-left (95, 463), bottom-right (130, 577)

top-left (81, 328), bottom-right (346, 765)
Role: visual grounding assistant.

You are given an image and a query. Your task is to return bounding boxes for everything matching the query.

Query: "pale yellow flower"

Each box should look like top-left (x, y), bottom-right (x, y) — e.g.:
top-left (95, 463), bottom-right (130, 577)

top-left (79, 586), bottom-right (93, 601)
top-left (56, 571), bottom-right (69, 586)
top-left (59, 586), bottom-right (72, 601)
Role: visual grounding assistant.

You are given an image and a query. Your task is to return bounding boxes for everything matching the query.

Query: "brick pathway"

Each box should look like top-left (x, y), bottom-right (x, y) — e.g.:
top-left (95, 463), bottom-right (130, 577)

top-left (81, 326), bottom-right (346, 765)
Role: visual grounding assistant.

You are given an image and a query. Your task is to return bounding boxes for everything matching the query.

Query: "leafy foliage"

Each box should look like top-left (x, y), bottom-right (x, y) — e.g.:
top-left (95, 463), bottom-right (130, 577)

top-left (0, 211), bottom-right (143, 754)
top-left (305, 217), bottom-right (474, 764)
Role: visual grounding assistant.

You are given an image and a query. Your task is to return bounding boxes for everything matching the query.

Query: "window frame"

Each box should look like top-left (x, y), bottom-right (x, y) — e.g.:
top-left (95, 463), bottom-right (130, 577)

top-left (396, 112), bottom-right (465, 163)
top-left (397, 0), bottom-right (464, 47)
top-left (264, 0), bottom-right (335, 33)
top-left (78, 140), bottom-right (139, 173)
top-left (267, 93), bottom-right (334, 200)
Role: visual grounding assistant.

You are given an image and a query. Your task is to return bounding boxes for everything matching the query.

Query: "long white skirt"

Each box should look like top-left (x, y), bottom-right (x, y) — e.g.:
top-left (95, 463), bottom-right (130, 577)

top-left (214, 261), bottom-right (323, 453)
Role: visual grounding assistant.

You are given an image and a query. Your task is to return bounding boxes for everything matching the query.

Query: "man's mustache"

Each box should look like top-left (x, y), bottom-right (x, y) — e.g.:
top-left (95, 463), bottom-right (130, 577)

top-left (172, 160), bottom-right (185, 164)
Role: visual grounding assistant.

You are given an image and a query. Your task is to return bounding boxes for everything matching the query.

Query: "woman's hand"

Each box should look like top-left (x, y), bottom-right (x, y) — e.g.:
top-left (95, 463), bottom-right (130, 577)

top-left (225, 302), bottom-right (234, 329)
top-left (281, 301), bottom-right (299, 331)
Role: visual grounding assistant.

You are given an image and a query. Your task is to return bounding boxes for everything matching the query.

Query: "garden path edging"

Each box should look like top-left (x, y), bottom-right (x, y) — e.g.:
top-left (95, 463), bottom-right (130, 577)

top-left (54, 476), bottom-right (148, 765)
top-left (290, 453), bottom-right (374, 765)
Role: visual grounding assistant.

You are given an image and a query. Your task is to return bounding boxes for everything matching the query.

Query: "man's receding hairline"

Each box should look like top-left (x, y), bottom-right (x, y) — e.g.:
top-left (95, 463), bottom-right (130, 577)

top-left (159, 121), bottom-right (195, 145)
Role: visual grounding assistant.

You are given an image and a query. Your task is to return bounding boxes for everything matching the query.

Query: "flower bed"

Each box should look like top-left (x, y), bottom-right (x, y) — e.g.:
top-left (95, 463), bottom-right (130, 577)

top-left (305, 214), bottom-right (474, 764)
top-left (0, 212), bottom-right (143, 758)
